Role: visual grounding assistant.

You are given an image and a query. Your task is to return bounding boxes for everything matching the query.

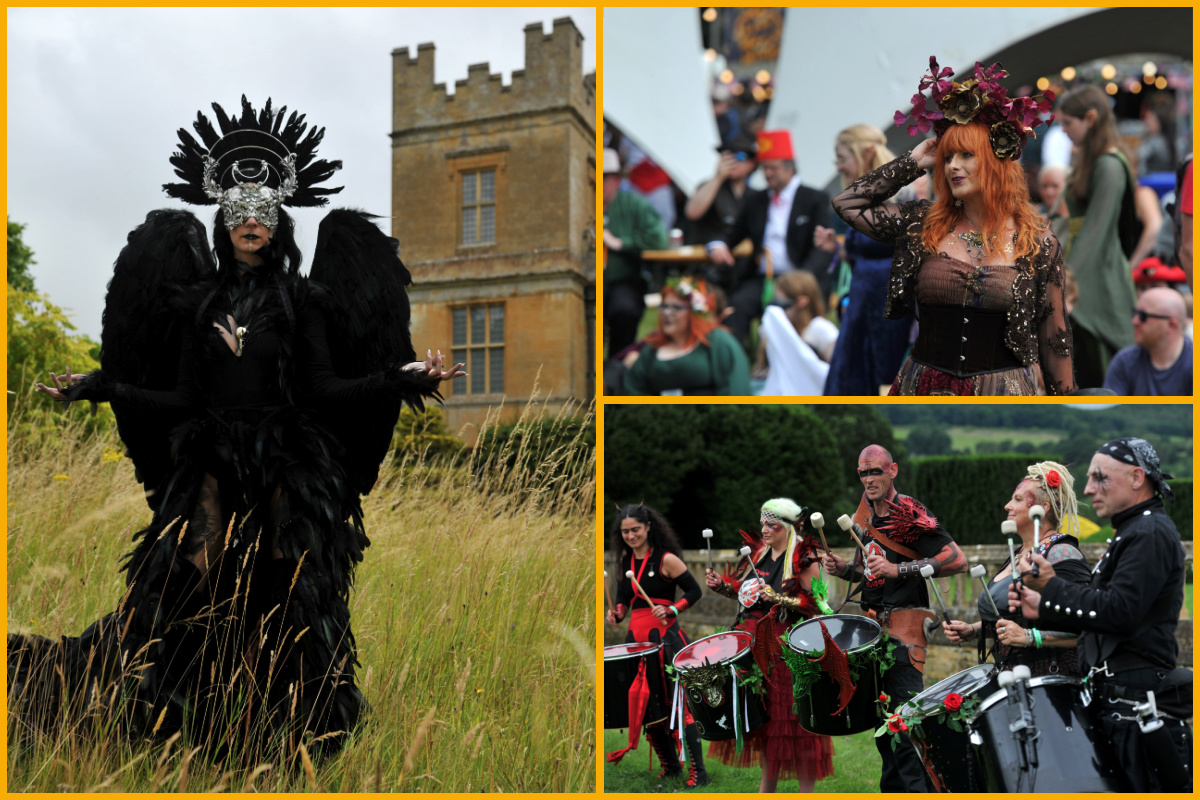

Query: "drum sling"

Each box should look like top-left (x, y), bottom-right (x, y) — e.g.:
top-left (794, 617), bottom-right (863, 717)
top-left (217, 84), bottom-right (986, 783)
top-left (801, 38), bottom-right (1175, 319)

top-left (606, 658), bottom-right (651, 764)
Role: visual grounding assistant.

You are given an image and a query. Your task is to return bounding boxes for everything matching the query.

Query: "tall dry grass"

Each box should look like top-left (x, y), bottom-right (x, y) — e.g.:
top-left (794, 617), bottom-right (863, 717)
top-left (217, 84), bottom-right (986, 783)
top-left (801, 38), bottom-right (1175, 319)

top-left (7, 398), bottom-right (596, 792)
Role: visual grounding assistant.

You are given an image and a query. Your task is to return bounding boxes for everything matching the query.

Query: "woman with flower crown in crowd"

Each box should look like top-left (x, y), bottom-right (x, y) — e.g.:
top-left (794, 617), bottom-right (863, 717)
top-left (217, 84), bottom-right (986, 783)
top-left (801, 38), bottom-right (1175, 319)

top-left (942, 461), bottom-right (1092, 675)
top-left (623, 277), bottom-right (751, 395)
top-left (11, 97), bottom-right (461, 759)
top-left (705, 498), bottom-right (834, 793)
top-left (606, 504), bottom-right (710, 788)
top-left (833, 58), bottom-right (1075, 395)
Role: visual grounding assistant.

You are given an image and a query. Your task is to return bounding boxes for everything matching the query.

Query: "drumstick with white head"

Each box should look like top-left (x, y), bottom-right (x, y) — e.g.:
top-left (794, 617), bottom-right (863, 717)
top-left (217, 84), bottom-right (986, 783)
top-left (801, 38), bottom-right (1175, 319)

top-left (1001, 520), bottom-right (1027, 604)
top-left (702, 528), bottom-right (714, 572)
top-left (836, 514), bottom-right (869, 556)
top-left (737, 545), bottom-right (755, 580)
top-left (603, 570), bottom-right (617, 626)
top-left (919, 564), bottom-right (958, 649)
top-left (624, 570), bottom-right (658, 608)
top-left (970, 564), bottom-right (1002, 617)
top-left (1028, 505), bottom-right (1045, 579)
top-left (809, 512), bottom-right (831, 553)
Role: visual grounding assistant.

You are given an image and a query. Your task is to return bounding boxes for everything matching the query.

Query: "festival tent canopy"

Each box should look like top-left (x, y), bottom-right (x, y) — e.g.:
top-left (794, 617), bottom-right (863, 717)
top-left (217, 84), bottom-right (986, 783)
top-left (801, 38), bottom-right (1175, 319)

top-left (603, 7), bottom-right (720, 193)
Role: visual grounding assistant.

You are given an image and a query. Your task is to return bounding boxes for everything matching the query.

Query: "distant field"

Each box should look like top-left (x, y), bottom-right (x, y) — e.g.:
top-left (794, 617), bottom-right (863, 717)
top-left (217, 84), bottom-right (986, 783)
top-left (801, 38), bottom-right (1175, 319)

top-left (894, 426), bottom-right (1065, 452)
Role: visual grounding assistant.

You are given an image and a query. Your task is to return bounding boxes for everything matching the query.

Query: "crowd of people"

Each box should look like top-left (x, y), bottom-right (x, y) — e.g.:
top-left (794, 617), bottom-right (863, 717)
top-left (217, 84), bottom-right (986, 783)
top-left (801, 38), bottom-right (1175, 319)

top-left (606, 437), bottom-right (1190, 792)
top-left (603, 63), bottom-right (1193, 396)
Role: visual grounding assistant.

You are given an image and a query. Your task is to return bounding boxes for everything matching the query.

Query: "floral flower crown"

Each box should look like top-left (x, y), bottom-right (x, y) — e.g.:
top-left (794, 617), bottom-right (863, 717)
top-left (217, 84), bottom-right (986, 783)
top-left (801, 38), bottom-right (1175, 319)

top-left (664, 277), bottom-right (711, 316)
top-left (894, 57), bottom-right (1055, 161)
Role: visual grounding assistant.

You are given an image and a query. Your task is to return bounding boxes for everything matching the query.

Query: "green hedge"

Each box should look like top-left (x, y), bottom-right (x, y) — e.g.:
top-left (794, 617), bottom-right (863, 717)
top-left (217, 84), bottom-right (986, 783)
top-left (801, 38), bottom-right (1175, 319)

top-left (903, 453), bottom-right (1064, 546)
top-left (904, 455), bottom-right (1192, 545)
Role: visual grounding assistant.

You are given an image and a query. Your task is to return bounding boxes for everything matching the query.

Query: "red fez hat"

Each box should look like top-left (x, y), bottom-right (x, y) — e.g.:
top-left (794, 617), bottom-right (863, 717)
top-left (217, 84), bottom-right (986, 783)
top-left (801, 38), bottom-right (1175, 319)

top-left (756, 130), bottom-right (794, 161)
top-left (1132, 257), bottom-right (1187, 285)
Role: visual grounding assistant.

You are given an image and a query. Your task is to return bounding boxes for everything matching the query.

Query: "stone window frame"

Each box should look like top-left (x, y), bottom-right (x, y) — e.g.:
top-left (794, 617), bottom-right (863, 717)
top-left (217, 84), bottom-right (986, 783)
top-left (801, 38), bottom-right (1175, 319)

top-left (449, 302), bottom-right (505, 397)
top-left (446, 147), bottom-right (507, 251)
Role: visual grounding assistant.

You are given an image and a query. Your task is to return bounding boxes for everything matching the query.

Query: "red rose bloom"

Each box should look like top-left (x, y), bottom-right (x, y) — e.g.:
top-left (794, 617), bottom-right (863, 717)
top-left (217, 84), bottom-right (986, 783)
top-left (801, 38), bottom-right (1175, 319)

top-left (887, 713), bottom-right (908, 733)
top-left (944, 693), bottom-right (964, 712)
top-left (879, 693), bottom-right (889, 702)
top-left (1046, 470), bottom-right (1061, 488)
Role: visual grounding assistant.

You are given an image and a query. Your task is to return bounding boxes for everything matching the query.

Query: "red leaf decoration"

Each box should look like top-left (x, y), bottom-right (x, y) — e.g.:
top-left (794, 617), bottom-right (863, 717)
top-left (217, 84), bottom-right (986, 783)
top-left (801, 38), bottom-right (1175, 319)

top-left (813, 620), bottom-right (856, 716)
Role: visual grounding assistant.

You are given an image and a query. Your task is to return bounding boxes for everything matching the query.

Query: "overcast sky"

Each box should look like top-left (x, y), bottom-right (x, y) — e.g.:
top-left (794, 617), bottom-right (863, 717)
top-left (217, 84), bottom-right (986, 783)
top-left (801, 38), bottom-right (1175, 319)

top-left (8, 7), bottom-right (596, 340)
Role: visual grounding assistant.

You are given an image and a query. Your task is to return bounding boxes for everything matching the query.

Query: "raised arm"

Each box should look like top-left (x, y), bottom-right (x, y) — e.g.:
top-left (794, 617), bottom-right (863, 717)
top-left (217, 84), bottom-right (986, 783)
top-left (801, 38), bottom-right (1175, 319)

top-left (832, 140), bottom-right (934, 243)
top-left (1036, 232), bottom-right (1077, 395)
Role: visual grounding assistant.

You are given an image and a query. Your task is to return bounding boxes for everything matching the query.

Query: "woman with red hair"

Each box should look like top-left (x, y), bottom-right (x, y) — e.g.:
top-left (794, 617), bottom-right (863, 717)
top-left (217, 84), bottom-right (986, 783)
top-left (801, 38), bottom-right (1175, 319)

top-left (623, 277), bottom-right (751, 395)
top-left (833, 59), bottom-right (1075, 395)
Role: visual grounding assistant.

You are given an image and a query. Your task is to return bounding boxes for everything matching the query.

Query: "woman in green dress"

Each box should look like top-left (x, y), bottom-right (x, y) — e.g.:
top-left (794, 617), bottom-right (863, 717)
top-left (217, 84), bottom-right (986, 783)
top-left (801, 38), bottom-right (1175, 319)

top-left (624, 277), bottom-right (751, 395)
top-left (1057, 84), bottom-right (1137, 388)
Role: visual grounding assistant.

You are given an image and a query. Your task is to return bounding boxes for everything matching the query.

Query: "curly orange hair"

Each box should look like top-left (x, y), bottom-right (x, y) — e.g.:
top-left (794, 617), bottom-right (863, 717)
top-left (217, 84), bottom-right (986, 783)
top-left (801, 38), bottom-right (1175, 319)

top-left (645, 282), bottom-right (718, 350)
top-left (921, 122), bottom-right (1045, 262)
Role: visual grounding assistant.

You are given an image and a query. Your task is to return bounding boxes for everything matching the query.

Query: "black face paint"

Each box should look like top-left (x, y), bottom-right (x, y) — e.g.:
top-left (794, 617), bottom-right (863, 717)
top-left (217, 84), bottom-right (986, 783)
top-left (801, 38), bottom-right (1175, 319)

top-left (858, 467), bottom-right (885, 478)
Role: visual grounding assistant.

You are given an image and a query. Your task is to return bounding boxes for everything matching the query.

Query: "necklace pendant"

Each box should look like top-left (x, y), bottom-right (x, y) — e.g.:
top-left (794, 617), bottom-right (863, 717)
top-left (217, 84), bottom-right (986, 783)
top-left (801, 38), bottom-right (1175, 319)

top-left (648, 570), bottom-right (655, 577)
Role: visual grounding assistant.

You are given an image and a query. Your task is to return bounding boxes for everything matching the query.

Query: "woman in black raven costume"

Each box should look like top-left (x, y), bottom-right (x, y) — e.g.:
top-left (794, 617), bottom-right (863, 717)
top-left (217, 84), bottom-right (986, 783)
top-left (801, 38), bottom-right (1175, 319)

top-left (10, 97), bottom-right (462, 758)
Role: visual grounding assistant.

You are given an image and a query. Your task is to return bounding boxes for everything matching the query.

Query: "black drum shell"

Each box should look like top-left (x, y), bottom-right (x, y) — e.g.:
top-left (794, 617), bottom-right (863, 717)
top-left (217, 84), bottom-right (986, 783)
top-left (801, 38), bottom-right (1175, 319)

top-left (785, 614), bottom-right (884, 736)
top-left (603, 644), bottom-right (669, 730)
top-left (905, 665), bottom-right (997, 792)
top-left (674, 634), bottom-right (768, 741)
top-left (974, 675), bottom-right (1122, 793)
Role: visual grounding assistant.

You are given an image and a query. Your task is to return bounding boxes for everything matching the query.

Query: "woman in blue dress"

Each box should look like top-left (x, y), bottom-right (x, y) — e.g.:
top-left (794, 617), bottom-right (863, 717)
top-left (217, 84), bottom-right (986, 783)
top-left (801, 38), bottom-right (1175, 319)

top-left (820, 125), bottom-right (921, 396)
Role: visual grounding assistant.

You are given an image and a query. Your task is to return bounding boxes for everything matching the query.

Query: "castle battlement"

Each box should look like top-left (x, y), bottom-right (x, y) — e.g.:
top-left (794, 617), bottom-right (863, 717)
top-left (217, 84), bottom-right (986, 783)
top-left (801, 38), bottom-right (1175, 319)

top-left (392, 16), bottom-right (593, 132)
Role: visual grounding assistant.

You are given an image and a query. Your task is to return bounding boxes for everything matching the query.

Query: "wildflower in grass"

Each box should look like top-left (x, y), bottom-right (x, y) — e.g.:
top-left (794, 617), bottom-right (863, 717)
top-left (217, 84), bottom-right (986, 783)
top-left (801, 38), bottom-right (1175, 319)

top-left (53, 474), bottom-right (69, 481)
top-left (101, 448), bottom-right (123, 463)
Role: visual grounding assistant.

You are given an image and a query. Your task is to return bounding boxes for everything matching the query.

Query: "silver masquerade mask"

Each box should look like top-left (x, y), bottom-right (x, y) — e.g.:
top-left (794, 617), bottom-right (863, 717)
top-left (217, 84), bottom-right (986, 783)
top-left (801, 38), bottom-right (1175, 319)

top-left (203, 152), bottom-right (297, 230)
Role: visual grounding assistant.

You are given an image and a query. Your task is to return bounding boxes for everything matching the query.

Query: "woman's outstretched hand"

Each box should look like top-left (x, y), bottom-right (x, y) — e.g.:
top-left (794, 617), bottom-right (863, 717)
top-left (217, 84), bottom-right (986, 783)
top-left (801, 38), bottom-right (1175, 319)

top-left (911, 138), bottom-right (938, 171)
top-left (414, 350), bottom-right (466, 382)
top-left (34, 368), bottom-right (85, 401)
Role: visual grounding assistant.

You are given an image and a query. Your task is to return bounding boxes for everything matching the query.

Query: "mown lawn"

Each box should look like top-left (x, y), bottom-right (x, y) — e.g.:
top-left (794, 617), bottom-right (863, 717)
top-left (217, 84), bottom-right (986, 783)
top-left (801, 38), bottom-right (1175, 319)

top-left (602, 727), bottom-right (881, 793)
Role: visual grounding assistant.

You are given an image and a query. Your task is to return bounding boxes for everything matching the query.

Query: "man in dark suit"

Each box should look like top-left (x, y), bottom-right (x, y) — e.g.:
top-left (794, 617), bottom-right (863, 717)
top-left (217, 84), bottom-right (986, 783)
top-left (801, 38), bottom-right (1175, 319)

top-left (707, 129), bottom-right (836, 345)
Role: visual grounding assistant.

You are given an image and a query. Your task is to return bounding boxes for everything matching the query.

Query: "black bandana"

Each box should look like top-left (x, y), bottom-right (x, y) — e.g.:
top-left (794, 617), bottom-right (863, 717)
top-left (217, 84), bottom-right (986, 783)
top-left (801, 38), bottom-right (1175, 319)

top-left (1096, 437), bottom-right (1174, 502)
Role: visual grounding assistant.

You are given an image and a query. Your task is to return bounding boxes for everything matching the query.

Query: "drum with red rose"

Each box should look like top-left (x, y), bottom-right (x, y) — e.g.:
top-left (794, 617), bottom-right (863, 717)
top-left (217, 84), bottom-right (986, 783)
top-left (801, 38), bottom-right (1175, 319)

top-left (898, 663), bottom-right (997, 792)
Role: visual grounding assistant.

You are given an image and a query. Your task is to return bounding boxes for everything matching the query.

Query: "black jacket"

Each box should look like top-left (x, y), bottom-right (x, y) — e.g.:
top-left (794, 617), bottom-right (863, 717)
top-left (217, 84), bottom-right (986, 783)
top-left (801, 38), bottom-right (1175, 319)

top-left (1038, 497), bottom-right (1185, 672)
top-left (719, 181), bottom-right (835, 294)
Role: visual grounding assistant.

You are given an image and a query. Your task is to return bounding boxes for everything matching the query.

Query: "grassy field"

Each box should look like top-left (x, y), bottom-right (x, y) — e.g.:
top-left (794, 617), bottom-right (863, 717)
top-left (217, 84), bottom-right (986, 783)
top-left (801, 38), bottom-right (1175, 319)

top-left (893, 425), bottom-right (1065, 452)
top-left (7, 401), bottom-right (596, 792)
top-left (602, 727), bottom-right (881, 793)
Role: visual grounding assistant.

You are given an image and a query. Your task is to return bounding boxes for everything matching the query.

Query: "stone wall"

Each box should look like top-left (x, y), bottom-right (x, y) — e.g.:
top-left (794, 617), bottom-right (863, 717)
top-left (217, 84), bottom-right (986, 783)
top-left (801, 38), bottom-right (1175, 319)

top-left (604, 544), bottom-right (1193, 683)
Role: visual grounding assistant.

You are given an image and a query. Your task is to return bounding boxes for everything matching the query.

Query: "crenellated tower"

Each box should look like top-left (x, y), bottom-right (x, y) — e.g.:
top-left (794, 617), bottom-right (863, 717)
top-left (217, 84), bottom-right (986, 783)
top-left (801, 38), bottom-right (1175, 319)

top-left (390, 17), bottom-right (595, 440)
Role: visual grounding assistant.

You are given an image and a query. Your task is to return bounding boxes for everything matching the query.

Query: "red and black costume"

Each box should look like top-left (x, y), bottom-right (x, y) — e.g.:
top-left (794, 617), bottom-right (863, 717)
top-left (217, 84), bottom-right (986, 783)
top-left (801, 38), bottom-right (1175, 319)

top-left (709, 534), bottom-right (834, 784)
top-left (609, 548), bottom-right (708, 786)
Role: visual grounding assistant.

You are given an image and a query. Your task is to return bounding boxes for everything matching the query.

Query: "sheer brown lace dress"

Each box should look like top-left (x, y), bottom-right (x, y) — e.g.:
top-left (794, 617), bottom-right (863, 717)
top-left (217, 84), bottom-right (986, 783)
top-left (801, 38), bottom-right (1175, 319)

top-left (832, 153), bottom-right (1075, 395)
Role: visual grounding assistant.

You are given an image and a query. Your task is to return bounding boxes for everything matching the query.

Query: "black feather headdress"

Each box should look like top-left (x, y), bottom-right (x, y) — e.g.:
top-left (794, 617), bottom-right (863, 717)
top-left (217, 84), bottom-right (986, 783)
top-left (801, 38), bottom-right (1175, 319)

top-left (163, 96), bottom-right (343, 209)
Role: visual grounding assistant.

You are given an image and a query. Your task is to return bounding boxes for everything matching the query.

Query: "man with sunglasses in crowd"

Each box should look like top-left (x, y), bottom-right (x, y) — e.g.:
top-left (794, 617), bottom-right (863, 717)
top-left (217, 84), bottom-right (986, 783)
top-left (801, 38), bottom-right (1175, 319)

top-left (1102, 287), bottom-right (1192, 395)
top-left (822, 444), bottom-right (967, 792)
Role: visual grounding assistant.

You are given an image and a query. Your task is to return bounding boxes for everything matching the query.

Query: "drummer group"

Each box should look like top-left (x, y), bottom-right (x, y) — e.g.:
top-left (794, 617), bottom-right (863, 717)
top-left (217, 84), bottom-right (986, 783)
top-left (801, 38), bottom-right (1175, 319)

top-left (605, 437), bottom-right (1190, 793)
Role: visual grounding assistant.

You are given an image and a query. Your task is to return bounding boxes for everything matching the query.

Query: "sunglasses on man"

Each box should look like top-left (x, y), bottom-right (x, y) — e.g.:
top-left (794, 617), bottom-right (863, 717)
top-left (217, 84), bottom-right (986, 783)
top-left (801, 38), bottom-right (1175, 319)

top-left (1133, 309), bottom-right (1173, 323)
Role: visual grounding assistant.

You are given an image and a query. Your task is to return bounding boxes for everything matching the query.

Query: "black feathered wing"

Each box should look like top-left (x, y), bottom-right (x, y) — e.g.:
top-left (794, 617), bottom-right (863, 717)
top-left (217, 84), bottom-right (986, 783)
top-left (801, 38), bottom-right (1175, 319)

top-left (306, 208), bottom-right (436, 496)
top-left (99, 209), bottom-right (216, 509)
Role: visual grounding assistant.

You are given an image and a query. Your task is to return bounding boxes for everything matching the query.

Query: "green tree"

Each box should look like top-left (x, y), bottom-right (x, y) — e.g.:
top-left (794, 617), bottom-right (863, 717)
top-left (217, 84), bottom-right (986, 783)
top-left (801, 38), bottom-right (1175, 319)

top-left (807, 404), bottom-right (907, 490)
top-left (8, 217), bottom-right (36, 292)
top-left (907, 425), bottom-right (952, 456)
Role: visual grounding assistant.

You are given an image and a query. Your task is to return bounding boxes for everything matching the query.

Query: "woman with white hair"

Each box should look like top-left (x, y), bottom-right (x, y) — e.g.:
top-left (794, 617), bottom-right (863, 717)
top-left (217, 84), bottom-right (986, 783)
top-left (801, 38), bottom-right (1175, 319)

top-left (943, 461), bottom-right (1092, 675)
top-left (705, 498), bottom-right (834, 792)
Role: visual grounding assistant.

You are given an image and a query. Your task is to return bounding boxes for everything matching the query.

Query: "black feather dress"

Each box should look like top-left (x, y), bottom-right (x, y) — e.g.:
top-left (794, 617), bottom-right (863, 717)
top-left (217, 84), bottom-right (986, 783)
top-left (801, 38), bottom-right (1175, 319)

top-left (8, 209), bottom-right (440, 758)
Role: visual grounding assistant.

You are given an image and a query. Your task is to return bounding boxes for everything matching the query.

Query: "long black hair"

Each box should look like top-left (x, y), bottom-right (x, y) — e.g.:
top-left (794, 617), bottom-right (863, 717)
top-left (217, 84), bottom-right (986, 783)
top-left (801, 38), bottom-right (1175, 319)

top-left (609, 503), bottom-right (683, 566)
top-left (212, 207), bottom-right (304, 277)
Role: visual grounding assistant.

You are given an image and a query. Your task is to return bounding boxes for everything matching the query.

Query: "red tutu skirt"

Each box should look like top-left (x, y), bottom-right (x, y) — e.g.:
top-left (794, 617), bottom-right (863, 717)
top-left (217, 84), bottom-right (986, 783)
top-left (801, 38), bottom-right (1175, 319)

top-left (707, 648), bottom-right (834, 782)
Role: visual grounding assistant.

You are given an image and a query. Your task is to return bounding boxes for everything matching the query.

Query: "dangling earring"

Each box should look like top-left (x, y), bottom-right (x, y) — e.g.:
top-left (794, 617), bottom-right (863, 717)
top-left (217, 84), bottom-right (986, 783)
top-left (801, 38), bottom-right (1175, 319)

top-left (954, 199), bottom-right (963, 208)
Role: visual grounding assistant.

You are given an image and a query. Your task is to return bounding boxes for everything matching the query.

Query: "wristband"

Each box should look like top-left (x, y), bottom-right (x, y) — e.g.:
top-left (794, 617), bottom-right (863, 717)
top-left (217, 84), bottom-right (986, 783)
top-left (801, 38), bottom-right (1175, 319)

top-left (1032, 628), bottom-right (1043, 649)
top-left (670, 605), bottom-right (679, 617)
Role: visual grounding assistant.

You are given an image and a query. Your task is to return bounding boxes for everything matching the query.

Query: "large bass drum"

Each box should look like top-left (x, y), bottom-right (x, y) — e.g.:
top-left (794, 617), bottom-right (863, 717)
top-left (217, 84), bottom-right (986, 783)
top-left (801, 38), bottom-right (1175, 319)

top-left (974, 674), bottom-right (1121, 793)
top-left (603, 642), bottom-right (668, 730)
top-left (901, 663), bottom-right (996, 792)
top-left (672, 631), bottom-right (768, 741)
top-left (784, 614), bottom-right (883, 735)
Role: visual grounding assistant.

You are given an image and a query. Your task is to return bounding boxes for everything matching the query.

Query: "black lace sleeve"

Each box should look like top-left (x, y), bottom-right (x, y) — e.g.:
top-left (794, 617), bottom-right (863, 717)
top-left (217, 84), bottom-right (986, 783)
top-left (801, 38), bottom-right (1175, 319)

top-left (1034, 231), bottom-right (1076, 395)
top-left (832, 153), bottom-right (927, 243)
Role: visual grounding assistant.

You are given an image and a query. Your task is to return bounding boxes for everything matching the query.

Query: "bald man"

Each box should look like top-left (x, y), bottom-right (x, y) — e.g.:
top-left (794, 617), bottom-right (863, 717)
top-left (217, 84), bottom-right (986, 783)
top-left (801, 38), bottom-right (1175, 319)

top-left (823, 445), bottom-right (967, 792)
top-left (1103, 287), bottom-right (1192, 395)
